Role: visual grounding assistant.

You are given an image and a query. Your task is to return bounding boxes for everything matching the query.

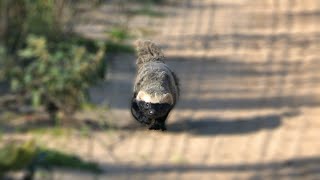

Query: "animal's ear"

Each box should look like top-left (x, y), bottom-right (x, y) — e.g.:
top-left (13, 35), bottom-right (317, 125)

top-left (162, 93), bottom-right (173, 105)
top-left (136, 91), bottom-right (146, 101)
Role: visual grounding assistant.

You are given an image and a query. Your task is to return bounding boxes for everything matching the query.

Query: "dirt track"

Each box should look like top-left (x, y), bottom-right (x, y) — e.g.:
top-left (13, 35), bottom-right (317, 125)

top-left (38, 0), bottom-right (320, 179)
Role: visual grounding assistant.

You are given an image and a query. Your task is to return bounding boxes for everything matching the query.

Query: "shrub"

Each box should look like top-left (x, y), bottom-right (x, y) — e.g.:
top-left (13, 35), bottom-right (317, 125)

top-left (0, 0), bottom-right (106, 53)
top-left (0, 1), bottom-right (112, 121)
top-left (0, 140), bottom-right (102, 179)
top-left (0, 46), bottom-right (7, 80)
top-left (0, 0), bottom-right (65, 53)
top-left (10, 35), bottom-right (106, 120)
top-left (0, 140), bottom-right (36, 173)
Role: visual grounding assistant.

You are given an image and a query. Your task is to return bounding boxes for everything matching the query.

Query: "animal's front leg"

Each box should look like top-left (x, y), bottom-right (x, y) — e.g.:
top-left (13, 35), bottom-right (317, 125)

top-left (149, 113), bottom-right (169, 131)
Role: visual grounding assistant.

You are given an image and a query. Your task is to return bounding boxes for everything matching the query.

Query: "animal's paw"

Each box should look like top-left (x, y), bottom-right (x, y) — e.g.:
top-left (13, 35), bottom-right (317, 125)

top-left (149, 121), bottom-right (166, 131)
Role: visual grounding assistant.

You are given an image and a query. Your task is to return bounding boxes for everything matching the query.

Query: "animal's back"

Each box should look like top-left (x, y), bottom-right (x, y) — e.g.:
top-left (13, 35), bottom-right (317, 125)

top-left (134, 61), bottom-right (179, 104)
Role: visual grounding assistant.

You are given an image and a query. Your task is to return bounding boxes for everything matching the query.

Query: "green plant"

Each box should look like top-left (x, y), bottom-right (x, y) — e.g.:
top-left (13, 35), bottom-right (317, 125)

top-left (132, 0), bottom-right (166, 4)
top-left (0, 140), bottom-right (36, 174)
top-left (108, 27), bottom-right (131, 42)
top-left (12, 35), bottom-right (106, 120)
top-left (105, 40), bottom-right (135, 54)
top-left (0, 0), bottom-right (136, 122)
top-left (0, 0), bottom-right (107, 51)
top-left (127, 6), bottom-right (165, 17)
top-left (0, 140), bottom-right (102, 178)
top-left (1, 0), bottom-right (57, 53)
top-left (28, 127), bottom-right (71, 137)
top-left (36, 148), bottom-right (102, 173)
top-left (0, 46), bottom-right (6, 79)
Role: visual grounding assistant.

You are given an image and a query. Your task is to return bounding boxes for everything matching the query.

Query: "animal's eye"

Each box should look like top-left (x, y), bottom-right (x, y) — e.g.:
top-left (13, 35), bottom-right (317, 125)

top-left (145, 103), bottom-right (150, 108)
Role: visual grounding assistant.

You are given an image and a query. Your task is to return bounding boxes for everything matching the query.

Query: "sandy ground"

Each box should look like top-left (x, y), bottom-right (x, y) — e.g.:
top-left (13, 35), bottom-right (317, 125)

top-left (18, 0), bottom-right (320, 179)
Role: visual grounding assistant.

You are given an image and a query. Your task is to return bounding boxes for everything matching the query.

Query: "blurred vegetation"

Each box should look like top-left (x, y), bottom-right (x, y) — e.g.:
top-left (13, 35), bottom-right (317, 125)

top-left (105, 40), bottom-right (134, 54)
top-left (0, 141), bottom-right (36, 174)
top-left (0, 0), bottom-right (139, 178)
top-left (109, 27), bottom-right (132, 42)
top-left (105, 27), bottom-right (135, 53)
top-left (0, 140), bottom-right (101, 179)
top-left (127, 6), bottom-right (165, 17)
top-left (133, 0), bottom-right (166, 4)
top-left (27, 126), bottom-right (72, 137)
top-left (0, 0), bottom-right (134, 122)
top-left (16, 35), bottom-right (105, 120)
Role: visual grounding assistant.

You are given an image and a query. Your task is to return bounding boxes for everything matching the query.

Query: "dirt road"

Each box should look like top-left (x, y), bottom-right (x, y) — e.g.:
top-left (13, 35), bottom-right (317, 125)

top-left (43, 0), bottom-right (320, 179)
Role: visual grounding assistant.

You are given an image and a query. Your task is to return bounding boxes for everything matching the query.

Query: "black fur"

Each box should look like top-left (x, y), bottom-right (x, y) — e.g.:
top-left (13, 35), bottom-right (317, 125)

top-left (131, 94), bottom-right (171, 131)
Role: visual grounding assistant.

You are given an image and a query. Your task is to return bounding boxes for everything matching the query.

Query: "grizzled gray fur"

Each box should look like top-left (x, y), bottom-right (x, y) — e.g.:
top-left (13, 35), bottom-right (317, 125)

top-left (131, 40), bottom-right (179, 131)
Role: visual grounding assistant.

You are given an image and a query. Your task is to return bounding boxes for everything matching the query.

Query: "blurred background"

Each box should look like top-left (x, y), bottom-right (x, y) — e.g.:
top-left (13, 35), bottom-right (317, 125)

top-left (1, 0), bottom-right (320, 179)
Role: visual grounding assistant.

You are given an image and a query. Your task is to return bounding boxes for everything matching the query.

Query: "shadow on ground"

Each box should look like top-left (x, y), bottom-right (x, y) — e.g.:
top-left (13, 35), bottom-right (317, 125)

top-left (52, 156), bottom-right (320, 179)
top-left (102, 156), bottom-right (320, 177)
top-left (0, 114), bottom-right (113, 134)
top-left (168, 110), bottom-right (299, 136)
top-left (96, 54), bottom-right (320, 109)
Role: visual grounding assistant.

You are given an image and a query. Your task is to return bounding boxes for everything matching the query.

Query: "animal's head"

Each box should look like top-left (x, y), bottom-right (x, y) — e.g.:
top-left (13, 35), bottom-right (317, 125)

top-left (136, 91), bottom-right (173, 118)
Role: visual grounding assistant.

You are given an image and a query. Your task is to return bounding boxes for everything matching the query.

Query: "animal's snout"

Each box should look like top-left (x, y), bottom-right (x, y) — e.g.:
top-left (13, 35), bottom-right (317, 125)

top-left (149, 110), bottom-right (155, 115)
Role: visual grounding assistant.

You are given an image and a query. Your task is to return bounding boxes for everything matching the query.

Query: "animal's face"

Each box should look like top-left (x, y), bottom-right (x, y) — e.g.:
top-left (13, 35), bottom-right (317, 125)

top-left (135, 90), bottom-right (173, 118)
top-left (137, 101), bottom-right (172, 119)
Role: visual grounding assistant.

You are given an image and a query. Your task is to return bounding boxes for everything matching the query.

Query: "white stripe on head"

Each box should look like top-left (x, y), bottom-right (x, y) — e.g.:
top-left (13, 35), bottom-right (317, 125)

top-left (136, 91), bottom-right (173, 104)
